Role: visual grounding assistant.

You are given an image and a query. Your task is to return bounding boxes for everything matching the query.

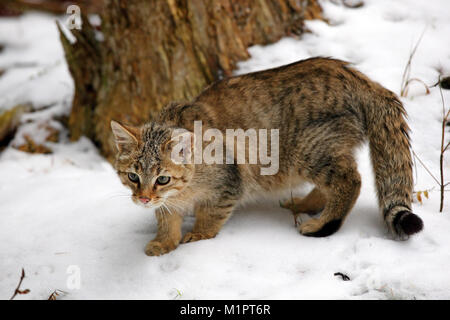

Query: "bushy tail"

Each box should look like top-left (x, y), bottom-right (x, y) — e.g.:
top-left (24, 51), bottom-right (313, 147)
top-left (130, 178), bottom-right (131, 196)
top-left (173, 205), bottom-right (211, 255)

top-left (366, 92), bottom-right (423, 238)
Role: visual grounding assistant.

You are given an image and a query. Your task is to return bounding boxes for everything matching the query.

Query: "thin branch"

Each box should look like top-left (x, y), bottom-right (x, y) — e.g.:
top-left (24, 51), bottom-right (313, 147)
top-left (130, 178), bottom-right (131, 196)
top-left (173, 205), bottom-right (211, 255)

top-left (9, 268), bottom-right (30, 300)
top-left (412, 149), bottom-right (440, 185)
top-left (444, 141), bottom-right (450, 153)
top-left (438, 76), bottom-right (448, 212)
top-left (400, 29), bottom-right (426, 97)
top-left (402, 77), bottom-right (430, 97)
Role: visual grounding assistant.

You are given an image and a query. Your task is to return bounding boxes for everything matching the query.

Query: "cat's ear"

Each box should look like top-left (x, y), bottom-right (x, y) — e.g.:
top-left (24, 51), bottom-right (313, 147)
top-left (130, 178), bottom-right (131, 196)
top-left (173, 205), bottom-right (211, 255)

top-left (164, 129), bottom-right (194, 164)
top-left (111, 120), bottom-right (139, 153)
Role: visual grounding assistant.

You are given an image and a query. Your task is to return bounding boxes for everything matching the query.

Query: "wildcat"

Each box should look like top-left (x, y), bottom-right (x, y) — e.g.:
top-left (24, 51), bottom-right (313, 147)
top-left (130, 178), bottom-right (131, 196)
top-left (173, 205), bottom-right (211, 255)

top-left (111, 57), bottom-right (423, 256)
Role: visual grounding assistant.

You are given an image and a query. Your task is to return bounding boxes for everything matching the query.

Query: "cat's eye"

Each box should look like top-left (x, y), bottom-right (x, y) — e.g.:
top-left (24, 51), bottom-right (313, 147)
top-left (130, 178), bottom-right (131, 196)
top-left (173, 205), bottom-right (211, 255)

top-left (156, 176), bottom-right (171, 185)
top-left (128, 172), bottom-right (139, 183)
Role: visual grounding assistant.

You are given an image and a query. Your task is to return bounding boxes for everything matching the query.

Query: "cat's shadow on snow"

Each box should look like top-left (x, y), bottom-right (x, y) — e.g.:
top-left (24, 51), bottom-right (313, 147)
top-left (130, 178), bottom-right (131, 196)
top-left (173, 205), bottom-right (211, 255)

top-left (136, 200), bottom-right (386, 241)
top-left (227, 201), bottom-right (386, 238)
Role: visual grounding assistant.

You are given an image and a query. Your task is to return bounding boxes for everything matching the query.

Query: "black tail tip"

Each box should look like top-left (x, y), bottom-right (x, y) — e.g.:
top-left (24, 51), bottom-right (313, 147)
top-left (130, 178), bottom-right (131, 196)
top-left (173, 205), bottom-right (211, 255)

top-left (394, 211), bottom-right (424, 236)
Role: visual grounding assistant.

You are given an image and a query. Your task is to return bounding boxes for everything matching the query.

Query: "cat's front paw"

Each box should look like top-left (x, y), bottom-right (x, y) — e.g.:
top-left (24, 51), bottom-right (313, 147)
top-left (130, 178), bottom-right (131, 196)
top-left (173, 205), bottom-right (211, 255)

top-left (145, 240), bottom-right (177, 256)
top-left (181, 232), bottom-right (215, 243)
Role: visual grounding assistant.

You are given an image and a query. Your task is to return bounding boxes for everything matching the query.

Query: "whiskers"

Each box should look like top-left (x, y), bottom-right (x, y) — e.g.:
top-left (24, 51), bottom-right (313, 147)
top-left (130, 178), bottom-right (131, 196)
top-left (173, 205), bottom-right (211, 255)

top-left (161, 203), bottom-right (174, 215)
top-left (101, 190), bottom-right (191, 217)
top-left (102, 191), bottom-right (132, 202)
top-left (165, 198), bottom-right (190, 214)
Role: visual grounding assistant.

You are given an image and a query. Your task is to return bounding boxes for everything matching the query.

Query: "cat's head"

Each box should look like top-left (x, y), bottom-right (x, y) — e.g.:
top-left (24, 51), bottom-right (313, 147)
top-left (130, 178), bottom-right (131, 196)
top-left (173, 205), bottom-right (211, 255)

top-left (110, 120), bottom-right (194, 209)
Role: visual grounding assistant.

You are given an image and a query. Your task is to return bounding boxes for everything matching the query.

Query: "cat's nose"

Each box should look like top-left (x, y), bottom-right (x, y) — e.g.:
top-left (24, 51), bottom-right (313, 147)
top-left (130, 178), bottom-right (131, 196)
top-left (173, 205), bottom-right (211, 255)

top-left (139, 197), bottom-right (150, 204)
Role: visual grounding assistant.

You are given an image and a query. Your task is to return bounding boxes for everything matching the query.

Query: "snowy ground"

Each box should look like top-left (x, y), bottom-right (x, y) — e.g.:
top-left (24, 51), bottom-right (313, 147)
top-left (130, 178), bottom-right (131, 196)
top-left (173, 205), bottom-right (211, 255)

top-left (1, 0), bottom-right (450, 300)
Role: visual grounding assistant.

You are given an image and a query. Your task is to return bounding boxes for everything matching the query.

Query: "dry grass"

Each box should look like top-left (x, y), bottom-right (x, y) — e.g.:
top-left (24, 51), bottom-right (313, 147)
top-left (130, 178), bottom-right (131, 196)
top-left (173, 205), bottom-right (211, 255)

top-left (16, 134), bottom-right (52, 154)
top-left (48, 289), bottom-right (67, 300)
top-left (400, 30), bottom-right (430, 97)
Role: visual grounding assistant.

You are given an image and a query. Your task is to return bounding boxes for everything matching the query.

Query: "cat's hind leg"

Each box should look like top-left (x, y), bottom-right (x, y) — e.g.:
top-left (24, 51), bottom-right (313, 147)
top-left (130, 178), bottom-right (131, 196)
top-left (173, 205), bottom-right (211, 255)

top-left (299, 154), bottom-right (361, 237)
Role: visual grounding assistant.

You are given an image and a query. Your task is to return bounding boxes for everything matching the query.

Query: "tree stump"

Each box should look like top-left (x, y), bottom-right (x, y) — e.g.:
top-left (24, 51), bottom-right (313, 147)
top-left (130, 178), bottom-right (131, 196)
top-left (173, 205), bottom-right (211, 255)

top-left (60, 0), bottom-right (323, 161)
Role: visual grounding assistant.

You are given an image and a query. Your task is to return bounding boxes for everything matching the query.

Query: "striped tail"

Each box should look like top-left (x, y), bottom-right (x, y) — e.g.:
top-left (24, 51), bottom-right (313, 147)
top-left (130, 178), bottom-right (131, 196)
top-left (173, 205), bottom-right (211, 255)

top-left (366, 92), bottom-right (423, 238)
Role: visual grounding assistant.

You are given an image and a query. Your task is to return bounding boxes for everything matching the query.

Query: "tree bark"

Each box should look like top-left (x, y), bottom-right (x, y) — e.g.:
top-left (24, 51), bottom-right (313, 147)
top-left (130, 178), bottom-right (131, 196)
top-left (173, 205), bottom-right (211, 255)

top-left (60, 0), bottom-right (322, 161)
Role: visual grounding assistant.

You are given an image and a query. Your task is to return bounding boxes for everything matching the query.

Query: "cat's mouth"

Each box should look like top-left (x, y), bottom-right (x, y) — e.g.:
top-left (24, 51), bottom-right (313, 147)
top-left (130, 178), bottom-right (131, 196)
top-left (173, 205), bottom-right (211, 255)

top-left (132, 196), bottom-right (164, 209)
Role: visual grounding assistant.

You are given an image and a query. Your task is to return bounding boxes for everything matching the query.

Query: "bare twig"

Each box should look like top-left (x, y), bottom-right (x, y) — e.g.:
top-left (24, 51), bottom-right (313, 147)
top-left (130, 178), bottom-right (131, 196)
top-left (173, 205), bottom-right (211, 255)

top-left (412, 76), bottom-right (449, 212)
top-left (9, 268), bottom-right (30, 300)
top-left (400, 29), bottom-right (427, 97)
top-left (412, 149), bottom-right (440, 185)
top-left (444, 141), bottom-right (450, 153)
top-left (438, 77), bottom-right (449, 212)
top-left (403, 78), bottom-right (430, 97)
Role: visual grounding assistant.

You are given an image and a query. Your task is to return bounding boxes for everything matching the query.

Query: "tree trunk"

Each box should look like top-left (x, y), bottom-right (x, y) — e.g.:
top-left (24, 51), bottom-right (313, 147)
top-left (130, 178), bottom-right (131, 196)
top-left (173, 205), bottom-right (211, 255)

top-left (60, 0), bottom-right (322, 161)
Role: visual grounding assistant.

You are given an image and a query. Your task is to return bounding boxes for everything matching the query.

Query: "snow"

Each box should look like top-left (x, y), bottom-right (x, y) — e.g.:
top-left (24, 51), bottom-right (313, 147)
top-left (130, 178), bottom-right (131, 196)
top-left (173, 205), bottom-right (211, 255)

top-left (1, 0), bottom-right (450, 299)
